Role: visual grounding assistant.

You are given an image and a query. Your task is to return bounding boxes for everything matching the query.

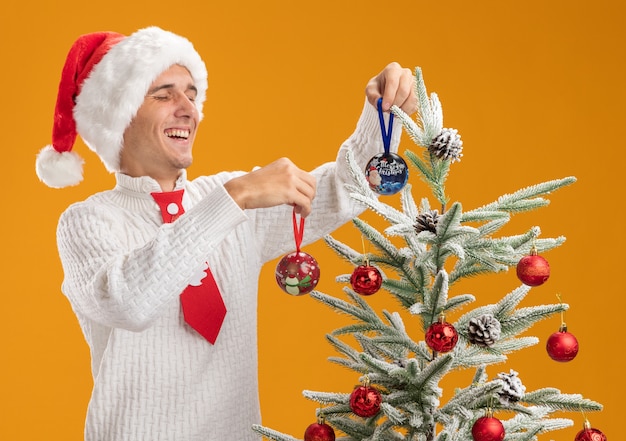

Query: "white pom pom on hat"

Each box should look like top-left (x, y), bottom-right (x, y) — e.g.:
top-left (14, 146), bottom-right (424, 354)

top-left (36, 27), bottom-right (208, 188)
top-left (36, 146), bottom-right (85, 188)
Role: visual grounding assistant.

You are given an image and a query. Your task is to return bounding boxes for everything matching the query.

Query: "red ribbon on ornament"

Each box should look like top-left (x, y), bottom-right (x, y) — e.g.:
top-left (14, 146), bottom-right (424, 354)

top-left (292, 208), bottom-right (305, 253)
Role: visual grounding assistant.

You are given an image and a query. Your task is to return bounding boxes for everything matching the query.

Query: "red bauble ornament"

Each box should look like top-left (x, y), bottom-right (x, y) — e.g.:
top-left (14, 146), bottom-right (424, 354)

top-left (575, 421), bottom-right (607, 441)
top-left (471, 416), bottom-right (505, 441)
top-left (516, 249), bottom-right (550, 286)
top-left (304, 421), bottom-right (336, 441)
top-left (350, 264), bottom-right (383, 295)
top-left (275, 251), bottom-right (320, 296)
top-left (425, 318), bottom-right (458, 353)
top-left (546, 325), bottom-right (579, 362)
top-left (349, 385), bottom-right (382, 417)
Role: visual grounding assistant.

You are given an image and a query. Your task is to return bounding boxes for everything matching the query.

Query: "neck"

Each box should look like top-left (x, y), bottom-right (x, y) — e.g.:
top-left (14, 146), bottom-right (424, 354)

top-left (119, 158), bottom-right (185, 192)
top-left (120, 168), bottom-right (183, 192)
top-left (157, 176), bottom-right (179, 192)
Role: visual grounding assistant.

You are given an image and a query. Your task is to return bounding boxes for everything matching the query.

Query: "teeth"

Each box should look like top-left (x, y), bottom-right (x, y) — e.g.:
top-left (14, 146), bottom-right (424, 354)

top-left (165, 129), bottom-right (190, 139)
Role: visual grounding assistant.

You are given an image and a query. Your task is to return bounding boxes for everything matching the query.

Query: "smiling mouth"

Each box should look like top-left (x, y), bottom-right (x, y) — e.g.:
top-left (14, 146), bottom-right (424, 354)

top-left (165, 129), bottom-right (190, 140)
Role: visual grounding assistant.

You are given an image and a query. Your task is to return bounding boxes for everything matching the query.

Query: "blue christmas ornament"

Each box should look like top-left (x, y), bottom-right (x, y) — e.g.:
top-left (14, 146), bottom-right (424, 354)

top-left (365, 98), bottom-right (408, 196)
top-left (365, 152), bottom-right (408, 195)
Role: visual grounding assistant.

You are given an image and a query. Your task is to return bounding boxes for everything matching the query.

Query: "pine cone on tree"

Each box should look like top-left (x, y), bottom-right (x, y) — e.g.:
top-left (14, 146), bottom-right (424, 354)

top-left (428, 128), bottom-right (463, 163)
top-left (415, 209), bottom-right (440, 234)
top-left (467, 314), bottom-right (501, 347)
top-left (497, 369), bottom-right (526, 405)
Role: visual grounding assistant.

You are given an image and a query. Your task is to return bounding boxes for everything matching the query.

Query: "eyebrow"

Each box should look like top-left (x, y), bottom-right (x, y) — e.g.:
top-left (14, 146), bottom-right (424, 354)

top-left (147, 83), bottom-right (198, 95)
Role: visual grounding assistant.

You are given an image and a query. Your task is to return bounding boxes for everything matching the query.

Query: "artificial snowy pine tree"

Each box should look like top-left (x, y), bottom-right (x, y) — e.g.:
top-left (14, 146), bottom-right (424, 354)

top-left (253, 67), bottom-right (602, 441)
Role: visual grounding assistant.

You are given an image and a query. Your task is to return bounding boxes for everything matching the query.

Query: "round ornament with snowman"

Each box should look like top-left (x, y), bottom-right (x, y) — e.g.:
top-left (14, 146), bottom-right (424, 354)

top-left (275, 251), bottom-right (320, 296)
top-left (275, 209), bottom-right (320, 296)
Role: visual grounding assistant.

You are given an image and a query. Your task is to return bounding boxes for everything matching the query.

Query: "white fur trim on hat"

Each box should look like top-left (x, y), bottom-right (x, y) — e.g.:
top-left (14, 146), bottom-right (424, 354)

top-left (36, 145), bottom-right (85, 188)
top-left (74, 26), bottom-right (208, 173)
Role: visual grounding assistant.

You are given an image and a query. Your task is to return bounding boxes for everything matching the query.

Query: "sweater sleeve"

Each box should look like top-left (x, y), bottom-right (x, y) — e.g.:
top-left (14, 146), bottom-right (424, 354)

top-left (57, 185), bottom-right (248, 331)
top-left (255, 98), bottom-right (402, 262)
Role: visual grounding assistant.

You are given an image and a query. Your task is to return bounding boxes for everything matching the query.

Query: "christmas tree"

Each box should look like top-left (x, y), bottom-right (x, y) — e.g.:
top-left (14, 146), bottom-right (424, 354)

top-left (253, 67), bottom-right (604, 441)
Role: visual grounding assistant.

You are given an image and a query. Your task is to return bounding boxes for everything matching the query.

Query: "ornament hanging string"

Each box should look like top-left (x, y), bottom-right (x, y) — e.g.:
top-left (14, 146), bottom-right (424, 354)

top-left (292, 207), bottom-right (305, 253)
top-left (361, 234), bottom-right (370, 266)
top-left (377, 97), bottom-right (394, 154)
top-left (556, 293), bottom-right (567, 327)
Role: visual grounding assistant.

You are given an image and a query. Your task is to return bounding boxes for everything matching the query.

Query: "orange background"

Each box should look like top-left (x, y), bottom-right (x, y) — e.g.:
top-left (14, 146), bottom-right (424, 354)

top-left (2, 0), bottom-right (623, 439)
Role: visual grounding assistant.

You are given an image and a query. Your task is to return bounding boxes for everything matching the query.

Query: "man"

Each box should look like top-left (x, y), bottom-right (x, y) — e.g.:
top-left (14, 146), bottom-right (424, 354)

top-left (36, 26), bottom-right (416, 441)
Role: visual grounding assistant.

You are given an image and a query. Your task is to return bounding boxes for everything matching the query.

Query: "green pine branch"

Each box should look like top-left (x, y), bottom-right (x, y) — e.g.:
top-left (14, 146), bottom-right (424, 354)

top-left (466, 177), bottom-right (577, 215)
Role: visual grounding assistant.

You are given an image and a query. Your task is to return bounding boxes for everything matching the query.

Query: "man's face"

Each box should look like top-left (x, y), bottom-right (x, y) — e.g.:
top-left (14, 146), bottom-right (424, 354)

top-left (120, 64), bottom-right (199, 182)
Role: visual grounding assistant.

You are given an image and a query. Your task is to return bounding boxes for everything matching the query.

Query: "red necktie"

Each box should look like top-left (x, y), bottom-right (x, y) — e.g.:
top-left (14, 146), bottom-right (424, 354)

top-left (151, 190), bottom-right (227, 344)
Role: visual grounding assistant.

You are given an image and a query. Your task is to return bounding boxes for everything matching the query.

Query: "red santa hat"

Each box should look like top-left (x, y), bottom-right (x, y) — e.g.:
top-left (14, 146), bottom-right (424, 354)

top-left (36, 26), bottom-right (208, 188)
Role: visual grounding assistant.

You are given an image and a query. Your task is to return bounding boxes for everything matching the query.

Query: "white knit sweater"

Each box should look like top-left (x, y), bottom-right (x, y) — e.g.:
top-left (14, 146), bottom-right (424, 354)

top-left (56, 101), bottom-right (401, 441)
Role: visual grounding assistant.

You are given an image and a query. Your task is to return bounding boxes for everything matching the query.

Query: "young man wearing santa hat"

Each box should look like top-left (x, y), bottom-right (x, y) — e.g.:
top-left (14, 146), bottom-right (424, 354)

top-left (37, 26), bottom-right (416, 441)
